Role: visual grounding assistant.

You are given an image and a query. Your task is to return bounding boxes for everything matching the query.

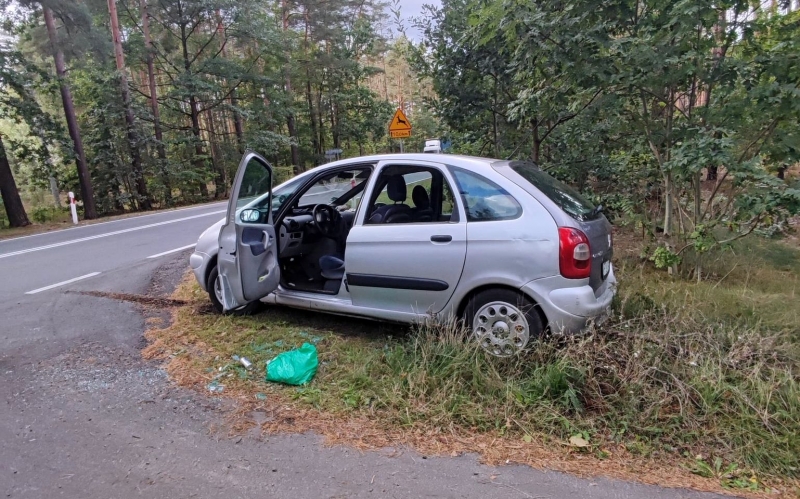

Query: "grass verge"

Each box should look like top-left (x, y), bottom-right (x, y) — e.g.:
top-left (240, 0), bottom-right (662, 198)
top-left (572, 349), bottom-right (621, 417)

top-left (144, 233), bottom-right (800, 498)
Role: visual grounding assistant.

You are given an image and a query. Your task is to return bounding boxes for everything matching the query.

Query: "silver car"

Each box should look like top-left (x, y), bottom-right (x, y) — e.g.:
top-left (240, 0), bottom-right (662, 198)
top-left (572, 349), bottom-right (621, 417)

top-left (190, 152), bottom-right (616, 356)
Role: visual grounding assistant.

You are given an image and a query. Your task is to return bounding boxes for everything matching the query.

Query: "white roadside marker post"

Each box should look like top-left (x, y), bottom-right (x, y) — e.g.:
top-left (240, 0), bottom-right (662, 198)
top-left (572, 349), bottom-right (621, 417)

top-left (68, 191), bottom-right (79, 225)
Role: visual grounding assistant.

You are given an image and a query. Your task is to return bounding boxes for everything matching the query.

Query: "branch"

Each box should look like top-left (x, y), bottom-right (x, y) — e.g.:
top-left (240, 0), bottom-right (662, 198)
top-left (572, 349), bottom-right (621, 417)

top-left (188, 30), bottom-right (220, 67)
top-left (539, 88), bottom-right (603, 143)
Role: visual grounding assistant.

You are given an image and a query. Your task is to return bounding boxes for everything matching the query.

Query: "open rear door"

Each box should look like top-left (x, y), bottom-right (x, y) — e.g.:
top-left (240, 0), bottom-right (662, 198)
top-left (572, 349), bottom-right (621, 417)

top-left (217, 152), bottom-right (281, 311)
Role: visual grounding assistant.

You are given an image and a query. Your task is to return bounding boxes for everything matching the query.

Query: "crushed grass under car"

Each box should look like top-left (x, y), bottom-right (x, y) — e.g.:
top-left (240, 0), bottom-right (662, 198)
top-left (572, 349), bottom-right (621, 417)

top-left (144, 232), bottom-right (800, 497)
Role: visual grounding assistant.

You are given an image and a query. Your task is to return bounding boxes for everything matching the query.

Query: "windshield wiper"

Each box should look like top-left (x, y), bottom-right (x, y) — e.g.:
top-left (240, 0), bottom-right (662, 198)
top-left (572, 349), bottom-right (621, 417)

top-left (587, 204), bottom-right (603, 219)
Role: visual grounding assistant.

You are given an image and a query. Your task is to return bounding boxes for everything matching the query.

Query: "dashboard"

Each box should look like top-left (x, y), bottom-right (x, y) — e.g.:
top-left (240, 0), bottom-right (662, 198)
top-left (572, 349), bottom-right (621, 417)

top-left (278, 206), bottom-right (357, 257)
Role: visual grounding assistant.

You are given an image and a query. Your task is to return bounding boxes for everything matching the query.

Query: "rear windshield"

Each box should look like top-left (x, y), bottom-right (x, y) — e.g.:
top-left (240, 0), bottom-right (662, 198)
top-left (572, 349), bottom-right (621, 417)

top-left (508, 162), bottom-right (597, 221)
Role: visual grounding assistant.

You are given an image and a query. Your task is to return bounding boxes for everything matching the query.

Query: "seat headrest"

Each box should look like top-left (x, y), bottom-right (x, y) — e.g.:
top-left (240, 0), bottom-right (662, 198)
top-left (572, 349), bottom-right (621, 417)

top-left (412, 185), bottom-right (430, 209)
top-left (386, 175), bottom-right (407, 203)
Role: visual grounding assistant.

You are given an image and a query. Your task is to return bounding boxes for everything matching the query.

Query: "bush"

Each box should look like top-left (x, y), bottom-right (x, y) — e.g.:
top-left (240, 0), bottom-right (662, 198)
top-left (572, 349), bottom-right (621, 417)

top-left (30, 206), bottom-right (67, 224)
top-left (0, 202), bottom-right (8, 228)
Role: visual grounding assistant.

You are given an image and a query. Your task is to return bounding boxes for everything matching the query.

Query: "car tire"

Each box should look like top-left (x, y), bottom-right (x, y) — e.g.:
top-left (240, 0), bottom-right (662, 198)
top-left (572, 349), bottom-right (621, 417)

top-left (207, 265), bottom-right (263, 316)
top-left (463, 289), bottom-right (543, 356)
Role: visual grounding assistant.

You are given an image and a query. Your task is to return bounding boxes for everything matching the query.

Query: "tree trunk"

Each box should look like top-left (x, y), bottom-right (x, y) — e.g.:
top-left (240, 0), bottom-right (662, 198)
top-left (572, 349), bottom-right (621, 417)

top-left (43, 6), bottom-right (97, 219)
top-left (663, 172), bottom-right (673, 236)
top-left (215, 10), bottom-right (244, 153)
top-left (707, 9), bottom-right (725, 182)
top-left (316, 86), bottom-right (325, 156)
top-left (492, 78), bottom-right (499, 157)
top-left (0, 135), bottom-right (30, 227)
top-left (287, 111), bottom-right (300, 172)
top-left (190, 95), bottom-right (209, 199)
top-left (140, 0), bottom-right (172, 205)
top-left (108, 0), bottom-right (150, 210)
top-left (306, 71), bottom-right (320, 161)
top-left (180, 21), bottom-right (209, 199)
top-left (330, 98), bottom-right (340, 149)
top-left (230, 91), bottom-right (244, 153)
top-left (531, 121), bottom-right (541, 164)
top-left (206, 108), bottom-right (226, 198)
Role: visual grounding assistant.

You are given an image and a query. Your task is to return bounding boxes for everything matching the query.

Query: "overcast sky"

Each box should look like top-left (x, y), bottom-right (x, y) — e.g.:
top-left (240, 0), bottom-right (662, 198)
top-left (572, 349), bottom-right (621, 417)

top-left (397, 0), bottom-right (441, 40)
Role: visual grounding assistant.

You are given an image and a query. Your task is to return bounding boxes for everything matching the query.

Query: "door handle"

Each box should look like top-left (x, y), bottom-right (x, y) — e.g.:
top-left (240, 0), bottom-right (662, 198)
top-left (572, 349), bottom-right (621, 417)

top-left (430, 235), bottom-right (452, 243)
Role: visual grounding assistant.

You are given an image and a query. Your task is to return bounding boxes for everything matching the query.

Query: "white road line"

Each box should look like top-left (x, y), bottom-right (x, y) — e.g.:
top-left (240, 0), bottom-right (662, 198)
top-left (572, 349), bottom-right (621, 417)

top-left (25, 272), bottom-right (101, 295)
top-left (147, 243), bottom-right (197, 259)
top-left (0, 202), bottom-right (226, 244)
top-left (0, 210), bottom-right (224, 260)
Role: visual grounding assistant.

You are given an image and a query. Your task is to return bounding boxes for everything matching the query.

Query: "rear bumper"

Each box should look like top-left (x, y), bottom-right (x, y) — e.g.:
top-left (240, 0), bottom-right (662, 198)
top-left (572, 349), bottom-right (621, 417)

top-left (521, 267), bottom-right (616, 334)
top-left (190, 251), bottom-right (212, 292)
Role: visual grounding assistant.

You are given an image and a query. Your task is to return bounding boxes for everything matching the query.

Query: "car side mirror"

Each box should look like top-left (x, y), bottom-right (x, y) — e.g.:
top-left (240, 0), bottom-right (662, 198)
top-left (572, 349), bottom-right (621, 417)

top-left (239, 209), bottom-right (260, 223)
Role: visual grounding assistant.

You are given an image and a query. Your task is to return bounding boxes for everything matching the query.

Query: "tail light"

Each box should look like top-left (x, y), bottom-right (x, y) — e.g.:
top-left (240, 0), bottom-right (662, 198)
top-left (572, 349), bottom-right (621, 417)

top-left (559, 227), bottom-right (591, 279)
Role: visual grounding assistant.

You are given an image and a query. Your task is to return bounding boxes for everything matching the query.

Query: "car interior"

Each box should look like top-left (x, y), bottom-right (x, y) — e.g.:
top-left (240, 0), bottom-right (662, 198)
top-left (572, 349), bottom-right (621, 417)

top-left (275, 165), bottom-right (456, 295)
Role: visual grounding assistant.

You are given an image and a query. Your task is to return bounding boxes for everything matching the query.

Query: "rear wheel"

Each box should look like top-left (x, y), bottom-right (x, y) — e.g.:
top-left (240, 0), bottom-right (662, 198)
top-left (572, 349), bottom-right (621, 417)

top-left (207, 265), bottom-right (262, 316)
top-left (463, 289), bottom-right (543, 356)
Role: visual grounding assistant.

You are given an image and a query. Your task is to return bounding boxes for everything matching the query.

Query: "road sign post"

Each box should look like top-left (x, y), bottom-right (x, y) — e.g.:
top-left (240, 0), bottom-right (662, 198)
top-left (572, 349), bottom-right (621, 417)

top-left (324, 148), bottom-right (343, 162)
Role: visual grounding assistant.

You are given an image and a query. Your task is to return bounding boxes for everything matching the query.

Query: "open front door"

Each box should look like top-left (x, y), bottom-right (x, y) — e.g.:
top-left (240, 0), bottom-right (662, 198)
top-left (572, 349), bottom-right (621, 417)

top-left (217, 152), bottom-right (281, 311)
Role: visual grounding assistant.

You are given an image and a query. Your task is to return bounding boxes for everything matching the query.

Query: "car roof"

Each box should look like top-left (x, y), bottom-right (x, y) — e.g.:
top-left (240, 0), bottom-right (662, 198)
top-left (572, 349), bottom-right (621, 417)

top-left (269, 153), bottom-right (509, 193)
top-left (316, 153), bottom-right (499, 171)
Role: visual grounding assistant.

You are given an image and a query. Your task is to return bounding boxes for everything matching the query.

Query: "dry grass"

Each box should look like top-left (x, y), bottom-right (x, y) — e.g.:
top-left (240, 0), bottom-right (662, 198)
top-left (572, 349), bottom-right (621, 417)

top-left (143, 233), bottom-right (800, 498)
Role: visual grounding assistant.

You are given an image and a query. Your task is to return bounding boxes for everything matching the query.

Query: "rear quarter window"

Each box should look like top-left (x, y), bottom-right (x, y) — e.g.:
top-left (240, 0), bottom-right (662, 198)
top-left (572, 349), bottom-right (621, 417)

top-left (449, 167), bottom-right (522, 222)
top-left (508, 162), bottom-right (597, 221)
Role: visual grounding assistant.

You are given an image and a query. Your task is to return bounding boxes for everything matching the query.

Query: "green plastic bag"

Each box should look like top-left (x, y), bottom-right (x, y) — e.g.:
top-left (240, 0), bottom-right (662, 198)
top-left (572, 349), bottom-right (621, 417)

top-left (265, 342), bottom-right (318, 386)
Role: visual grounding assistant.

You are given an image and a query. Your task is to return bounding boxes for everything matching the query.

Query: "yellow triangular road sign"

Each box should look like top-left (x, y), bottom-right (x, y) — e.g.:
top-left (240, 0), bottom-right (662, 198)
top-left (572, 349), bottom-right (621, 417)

top-left (389, 108), bottom-right (412, 132)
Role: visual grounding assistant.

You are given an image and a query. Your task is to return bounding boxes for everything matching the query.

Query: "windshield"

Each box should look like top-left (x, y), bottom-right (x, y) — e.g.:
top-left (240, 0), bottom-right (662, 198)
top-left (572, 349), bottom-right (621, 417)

top-left (508, 162), bottom-right (597, 221)
top-left (272, 176), bottom-right (304, 212)
top-left (239, 175), bottom-right (304, 213)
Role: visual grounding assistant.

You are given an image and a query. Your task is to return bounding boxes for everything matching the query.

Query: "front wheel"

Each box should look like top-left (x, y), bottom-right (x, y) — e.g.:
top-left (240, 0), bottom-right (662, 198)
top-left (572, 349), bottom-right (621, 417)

top-left (207, 265), bottom-right (262, 316)
top-left (463, 289), bottom-right (543, 357)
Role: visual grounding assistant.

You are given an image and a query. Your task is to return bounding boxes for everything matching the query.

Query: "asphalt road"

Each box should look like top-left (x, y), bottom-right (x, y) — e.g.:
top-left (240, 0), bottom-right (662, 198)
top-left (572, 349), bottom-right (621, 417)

top-left (0, 203), bottom-right (733, 498)
top-left (0, 202), bottom-right (226, 302)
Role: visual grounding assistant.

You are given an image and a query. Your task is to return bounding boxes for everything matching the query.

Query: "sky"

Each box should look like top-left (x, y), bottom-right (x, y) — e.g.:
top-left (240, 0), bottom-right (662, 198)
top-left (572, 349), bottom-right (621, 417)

top-left (397, 0), bottom-right (441, 40)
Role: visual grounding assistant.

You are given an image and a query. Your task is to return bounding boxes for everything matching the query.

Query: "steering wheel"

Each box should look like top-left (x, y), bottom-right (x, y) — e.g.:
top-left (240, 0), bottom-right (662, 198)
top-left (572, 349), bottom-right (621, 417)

top-left (311, 204), bottom-right (340, 238)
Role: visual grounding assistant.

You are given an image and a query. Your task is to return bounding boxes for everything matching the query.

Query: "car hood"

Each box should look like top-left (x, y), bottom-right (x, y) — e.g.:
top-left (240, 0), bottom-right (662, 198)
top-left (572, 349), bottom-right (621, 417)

top-left (195, 217), bottom-right (225, 255)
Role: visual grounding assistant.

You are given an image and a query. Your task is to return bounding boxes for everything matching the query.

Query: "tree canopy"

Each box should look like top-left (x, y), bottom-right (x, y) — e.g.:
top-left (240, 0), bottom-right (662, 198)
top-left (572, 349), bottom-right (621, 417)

top-left (0, 0), bottom-right (422, 223)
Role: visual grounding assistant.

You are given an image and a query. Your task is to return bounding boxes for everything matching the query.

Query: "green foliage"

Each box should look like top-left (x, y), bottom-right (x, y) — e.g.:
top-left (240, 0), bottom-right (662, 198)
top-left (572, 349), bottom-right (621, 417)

top-left (30, 205), bottom-right (65, 223)
top-left (650, 245), bottom-right (682, 270)
top-left (414, 0), bottom-right (800, 277)
top-left (1, 0), bottom-right (429, 214)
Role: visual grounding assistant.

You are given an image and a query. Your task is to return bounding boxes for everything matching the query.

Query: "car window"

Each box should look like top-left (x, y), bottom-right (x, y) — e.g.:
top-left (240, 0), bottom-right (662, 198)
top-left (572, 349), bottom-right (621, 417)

top-left (367, 167), bottom-right (456, 224)
top-left (298, 169), bottom-right (370, 211)
top-left (441, 178), bottom-right (455, 218)
top-left (449, 168), bottom-right (521, 222)
top-left (508, 162), bottom-right (597, 221)
top-left (270, 176), bottom-right (304, 212)
top-left (236, 156), bottom-right (272, 209)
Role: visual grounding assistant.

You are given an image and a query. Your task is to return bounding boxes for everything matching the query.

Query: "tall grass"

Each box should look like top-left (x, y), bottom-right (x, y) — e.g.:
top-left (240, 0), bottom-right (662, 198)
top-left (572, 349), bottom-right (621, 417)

top-left (175, 234), bottom-right (800, 477)
top-left (311, 237), bottom-right (800, 476)
top-left (320, 306), bottom-right (799, 476)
